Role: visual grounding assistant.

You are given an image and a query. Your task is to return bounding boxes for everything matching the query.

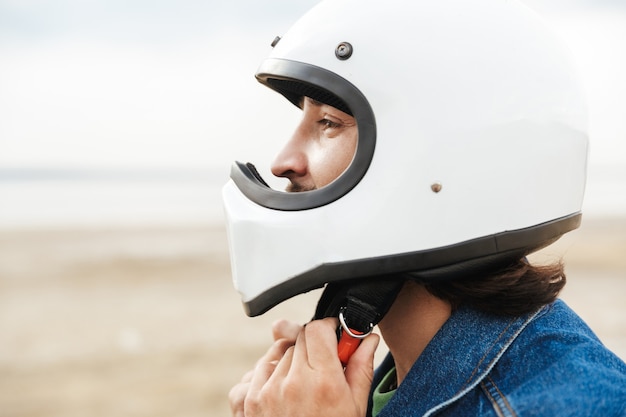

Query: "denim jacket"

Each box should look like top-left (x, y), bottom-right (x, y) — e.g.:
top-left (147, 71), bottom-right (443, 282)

top-left (370, 299), bottom-right (626, 417)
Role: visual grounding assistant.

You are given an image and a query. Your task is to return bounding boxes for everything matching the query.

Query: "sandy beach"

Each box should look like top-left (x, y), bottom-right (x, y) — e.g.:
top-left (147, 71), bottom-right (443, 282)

top-left (0, 217), bottom-right (624, 417)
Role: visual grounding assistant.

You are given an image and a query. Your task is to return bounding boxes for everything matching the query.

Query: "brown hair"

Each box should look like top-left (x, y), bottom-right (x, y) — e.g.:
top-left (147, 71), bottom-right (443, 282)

top-left (424, 259), bottom-right (566, 316)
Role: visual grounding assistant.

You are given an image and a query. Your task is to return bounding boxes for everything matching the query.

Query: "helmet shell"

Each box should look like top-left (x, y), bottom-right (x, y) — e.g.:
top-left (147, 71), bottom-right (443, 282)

top-left (223, 0), bottom-right (588, 316)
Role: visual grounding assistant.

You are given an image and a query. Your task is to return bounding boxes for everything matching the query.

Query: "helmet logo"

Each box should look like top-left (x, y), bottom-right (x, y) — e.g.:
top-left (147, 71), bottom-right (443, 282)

top-left (335, 42), bottom-right (353, 60)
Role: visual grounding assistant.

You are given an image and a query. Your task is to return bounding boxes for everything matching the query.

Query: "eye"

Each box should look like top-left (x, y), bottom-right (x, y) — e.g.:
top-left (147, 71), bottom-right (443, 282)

top-left (318, 118), bottom-right (342, 130)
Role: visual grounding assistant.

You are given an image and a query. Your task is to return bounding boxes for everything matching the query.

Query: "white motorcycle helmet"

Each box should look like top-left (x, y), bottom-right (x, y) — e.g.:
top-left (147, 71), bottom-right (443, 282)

top-left (223, 0), bottom-right (588, 317)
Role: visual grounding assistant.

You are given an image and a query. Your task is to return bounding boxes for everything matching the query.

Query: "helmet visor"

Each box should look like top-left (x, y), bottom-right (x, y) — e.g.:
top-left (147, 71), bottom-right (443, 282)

top-left (230, 58), bottom-right (376, 211)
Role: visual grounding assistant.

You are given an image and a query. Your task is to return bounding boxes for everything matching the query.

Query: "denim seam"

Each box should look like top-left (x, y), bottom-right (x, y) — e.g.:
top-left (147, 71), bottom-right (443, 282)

top-left (481, 375), bottom-right (517, 417)
top-left (461, 319), bottom-right (515, 391)
top-left (422, 306), bottom-right (545, 417)
top-left (480, 379), bottom-right (506, 417)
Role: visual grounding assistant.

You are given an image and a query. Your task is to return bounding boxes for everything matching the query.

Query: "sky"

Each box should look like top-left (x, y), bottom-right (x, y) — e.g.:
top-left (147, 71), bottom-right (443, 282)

top-left (0, 0), bottom-right (625, 217)
top-left (0, 0), bottom-right (319, 173)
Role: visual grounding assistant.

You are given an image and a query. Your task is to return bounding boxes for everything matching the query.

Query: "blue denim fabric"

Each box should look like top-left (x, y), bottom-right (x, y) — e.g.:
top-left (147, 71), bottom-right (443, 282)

top-left (371, 299), bottom-right (626, 417)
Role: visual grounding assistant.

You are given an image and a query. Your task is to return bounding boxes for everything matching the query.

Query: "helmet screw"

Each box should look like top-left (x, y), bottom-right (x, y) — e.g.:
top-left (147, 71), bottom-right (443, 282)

top-left (271, 36), bottom-right (281, 47)
top-left (335, 42), bottom-right (353, 60)
top-left (431, 182), bottom-right (443, 193)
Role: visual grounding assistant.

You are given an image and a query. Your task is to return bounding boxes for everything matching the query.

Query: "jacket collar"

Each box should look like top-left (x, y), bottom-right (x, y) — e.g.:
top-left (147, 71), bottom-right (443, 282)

top-left (378, 304), bottom-right (546, 417)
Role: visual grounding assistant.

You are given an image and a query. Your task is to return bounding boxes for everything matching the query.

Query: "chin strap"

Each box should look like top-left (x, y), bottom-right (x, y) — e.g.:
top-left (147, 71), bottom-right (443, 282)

top-left (313, 276), bottom-right (406, 366)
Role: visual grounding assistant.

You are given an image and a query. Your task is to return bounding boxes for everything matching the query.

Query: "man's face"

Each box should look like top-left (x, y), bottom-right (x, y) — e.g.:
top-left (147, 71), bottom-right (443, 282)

top-left (271, 97), bottom-right (358, 192)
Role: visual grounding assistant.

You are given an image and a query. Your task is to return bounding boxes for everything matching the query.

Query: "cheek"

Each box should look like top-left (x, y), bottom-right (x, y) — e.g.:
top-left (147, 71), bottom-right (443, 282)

top-left (309, 136), bottom-right (357, 188)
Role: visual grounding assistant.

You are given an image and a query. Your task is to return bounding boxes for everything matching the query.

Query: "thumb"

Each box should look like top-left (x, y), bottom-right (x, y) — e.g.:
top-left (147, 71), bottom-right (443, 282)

top-left (344, 333), bottom-right (380, 409)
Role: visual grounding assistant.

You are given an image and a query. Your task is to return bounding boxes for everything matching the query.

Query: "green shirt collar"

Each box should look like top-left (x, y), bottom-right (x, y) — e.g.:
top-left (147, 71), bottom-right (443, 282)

top-left (372, 367), bottom-right (397, 417)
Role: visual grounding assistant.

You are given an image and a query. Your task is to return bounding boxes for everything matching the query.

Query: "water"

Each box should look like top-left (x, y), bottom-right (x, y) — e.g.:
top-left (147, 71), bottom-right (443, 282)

top-left (0, 164), bottom-right (624, 229)
top-left (0, 169), bottom-right (228, 228)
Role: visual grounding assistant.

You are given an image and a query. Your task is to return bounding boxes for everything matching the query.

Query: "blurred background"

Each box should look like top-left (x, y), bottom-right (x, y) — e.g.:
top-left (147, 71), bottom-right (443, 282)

top-left (0, 1), bottom-right (624, 416)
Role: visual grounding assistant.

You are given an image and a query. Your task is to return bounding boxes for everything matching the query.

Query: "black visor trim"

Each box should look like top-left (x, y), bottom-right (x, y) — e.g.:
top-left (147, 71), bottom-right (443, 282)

top-left (265, 78), bottom-right (352, 116)
top-left (242, 213), bottom-right (582, 316)
top-left (230, 58), bottom-right (376, 211)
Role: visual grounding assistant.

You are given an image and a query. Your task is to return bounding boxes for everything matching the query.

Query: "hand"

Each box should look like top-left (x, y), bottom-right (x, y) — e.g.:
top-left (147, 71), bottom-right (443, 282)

top-left (271, 319), bottom-right (303, 343)
top-left (229, 318), bottom-right (380, 417)
top-left (229, 320), bottom-right (302, 417)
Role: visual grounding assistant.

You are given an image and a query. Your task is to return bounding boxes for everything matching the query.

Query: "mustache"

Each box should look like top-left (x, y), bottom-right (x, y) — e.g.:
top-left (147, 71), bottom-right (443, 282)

top-left (285, 182), bottom-right (316, 193)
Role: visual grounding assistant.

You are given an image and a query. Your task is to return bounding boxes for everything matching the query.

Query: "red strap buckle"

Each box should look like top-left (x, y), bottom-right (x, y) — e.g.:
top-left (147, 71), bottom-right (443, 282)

top-left (337, 310), bottom-right (373, 366)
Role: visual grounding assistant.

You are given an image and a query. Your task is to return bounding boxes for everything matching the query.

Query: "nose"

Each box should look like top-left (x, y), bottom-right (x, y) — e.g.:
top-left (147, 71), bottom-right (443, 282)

top-left (270, 125), bottom-right (309, 181)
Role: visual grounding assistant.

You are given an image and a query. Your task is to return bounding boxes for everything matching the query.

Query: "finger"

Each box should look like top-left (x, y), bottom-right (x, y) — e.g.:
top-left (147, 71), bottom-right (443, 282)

top-left (229, 363), bottom-right (263, 417)
top-left (299, 318), bottom-right (341, 369)
top-left (228, 381), bottom-right (250, 417)
top-left (240, 369), bottom-right (254, 384)
top-left (292, 320), bottom-right (314, 370)
top-left (248, 338), bottom-right (294, 395)
top-left (272, 319), bottom-right (302, 342)
top-left (268, 344), bottom-right (295, 382)
top-left (255, 338), bottom-right (294, 366)
top-left (344, 332), bottom-right (380, 410)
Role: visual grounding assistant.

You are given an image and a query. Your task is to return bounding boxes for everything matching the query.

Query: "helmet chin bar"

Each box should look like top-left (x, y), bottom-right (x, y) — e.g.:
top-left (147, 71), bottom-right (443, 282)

top-left (243, 162), bottom-right (270, 188)
top-left (230, 161), bottom-right (336, 210)
top-left (241, 213), bottom-right (581, 317)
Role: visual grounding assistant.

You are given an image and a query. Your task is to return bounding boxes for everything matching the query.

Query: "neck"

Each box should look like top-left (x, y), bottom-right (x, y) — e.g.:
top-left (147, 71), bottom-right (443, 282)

top-left (378, 281), bottom-right (452, 385)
